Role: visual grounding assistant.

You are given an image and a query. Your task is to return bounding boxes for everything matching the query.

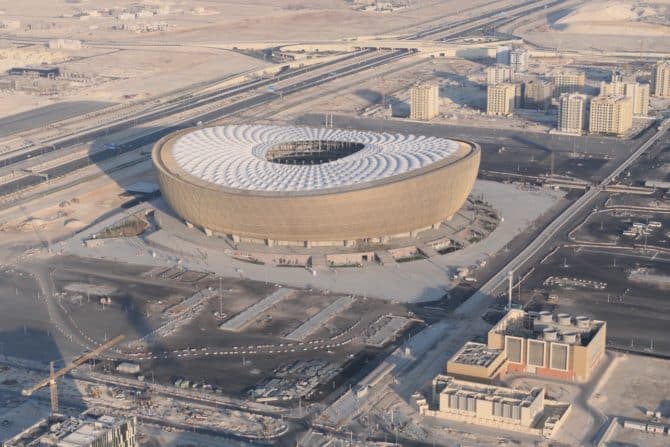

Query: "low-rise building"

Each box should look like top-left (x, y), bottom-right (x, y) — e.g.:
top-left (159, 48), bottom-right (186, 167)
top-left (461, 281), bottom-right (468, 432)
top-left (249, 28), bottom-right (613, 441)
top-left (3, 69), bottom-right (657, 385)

top-left (417, 375), bottom-right (570, 438)
top-left (446, 341), bottom-right (506, 383)
top-left (488, 309), bottom-right (607, 381)
top-left (48, 39), bottom-right (83, 50)
top-left (4, 414), bottom-right (137, 447)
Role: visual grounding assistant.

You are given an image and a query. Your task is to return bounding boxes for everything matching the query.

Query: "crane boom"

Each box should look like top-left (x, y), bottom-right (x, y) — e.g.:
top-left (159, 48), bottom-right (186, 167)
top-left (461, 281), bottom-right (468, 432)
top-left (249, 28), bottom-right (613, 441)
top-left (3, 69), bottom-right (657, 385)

top-left (22, 335), bottom-right (125, 397)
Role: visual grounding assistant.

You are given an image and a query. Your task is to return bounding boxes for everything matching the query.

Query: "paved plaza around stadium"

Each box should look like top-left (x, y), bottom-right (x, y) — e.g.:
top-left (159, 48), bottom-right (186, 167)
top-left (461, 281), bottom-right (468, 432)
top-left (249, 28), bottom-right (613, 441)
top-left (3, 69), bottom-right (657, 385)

top-left (59, 180), bottom-right (564, 302)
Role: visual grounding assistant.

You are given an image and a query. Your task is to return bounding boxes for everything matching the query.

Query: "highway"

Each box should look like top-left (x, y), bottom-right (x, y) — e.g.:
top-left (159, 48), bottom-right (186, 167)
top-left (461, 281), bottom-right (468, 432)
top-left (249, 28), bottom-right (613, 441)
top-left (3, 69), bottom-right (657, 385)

top-left (0, 0), bottom-right (562, 203)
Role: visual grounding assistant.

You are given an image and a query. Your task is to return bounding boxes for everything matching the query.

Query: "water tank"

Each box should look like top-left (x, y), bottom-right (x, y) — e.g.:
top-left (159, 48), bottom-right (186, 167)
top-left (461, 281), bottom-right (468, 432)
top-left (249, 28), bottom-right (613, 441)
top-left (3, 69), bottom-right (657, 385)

top-left (562, 331), bottom-right (577, 343)
top-left (538, 311), bottom-right (552, 323)
top-left (575, 316), bottom-right (591, 328)
top-left (557, 313), bottom-right (571, 325)
top-left (543, 327), bottom-right (558, 341)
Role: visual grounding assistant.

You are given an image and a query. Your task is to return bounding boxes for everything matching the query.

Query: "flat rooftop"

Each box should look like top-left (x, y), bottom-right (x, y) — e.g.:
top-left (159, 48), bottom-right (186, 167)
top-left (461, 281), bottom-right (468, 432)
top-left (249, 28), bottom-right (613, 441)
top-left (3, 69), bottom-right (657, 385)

top-left (438, 375), bottom-right (541, 405)
top-left (449, 341), bottom-right (503, 368)
top-left (492, 309), bottom-right (605, 346)
top-left (3, 414), bottom-right (132, 447)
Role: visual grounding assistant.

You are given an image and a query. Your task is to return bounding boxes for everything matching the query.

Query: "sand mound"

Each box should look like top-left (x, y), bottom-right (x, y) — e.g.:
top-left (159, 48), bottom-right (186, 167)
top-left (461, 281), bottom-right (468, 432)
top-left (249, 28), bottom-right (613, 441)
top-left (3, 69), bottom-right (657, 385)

top-left (554, 1), bottom-right (670, 36)
top-left (557, 1), bottom-right (637, 24)
top-left (64, 219), bottom-right (84, 229)
top-left (18, 218), bottom-right (47, 231)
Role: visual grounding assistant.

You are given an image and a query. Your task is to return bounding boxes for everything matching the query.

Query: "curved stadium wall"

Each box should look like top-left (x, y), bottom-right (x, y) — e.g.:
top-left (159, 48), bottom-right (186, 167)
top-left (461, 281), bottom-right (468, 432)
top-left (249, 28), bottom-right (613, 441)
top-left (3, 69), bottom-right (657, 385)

top-left (152, 125), bottom-right (480, 246)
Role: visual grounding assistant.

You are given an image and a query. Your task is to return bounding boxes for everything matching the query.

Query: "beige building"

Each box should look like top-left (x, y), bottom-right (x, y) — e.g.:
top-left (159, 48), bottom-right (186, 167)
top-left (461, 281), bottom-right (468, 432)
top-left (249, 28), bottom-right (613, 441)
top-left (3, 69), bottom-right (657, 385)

top-left (416, 375), bottom-right (570, 437)
top-left (553, 71), bottom-right (586, 96)
top-left (626, 82), bottom-right (650, 116)
top-left (445, 309), bottom-right (607, 383)
top-left (4, 414), bottom-right (137, 447)
top-left (447, 342), bottom-right (506, 383)
top-left (558, 93), bottom-right (588, 134)
top-left (523, 80), bottom-right (553, 110)
top-left (487, 83), bottom-right (516, 116)
top-left (488, 309), bottom-right (607, 382)
top-left (589, 95), bottom-right (633, 135)
top-left (600, 81), bottom-right (649, 115)
top-left (410, 83), bottom-right (439, 121)
top-left (486, 65), bottom-right (512, 85)
top-left (652, 61), bottom-right (670, 97)
top-left (436, 376), bottom-right (545, 428)
top-left (509, 47), bottom-right (529, 73)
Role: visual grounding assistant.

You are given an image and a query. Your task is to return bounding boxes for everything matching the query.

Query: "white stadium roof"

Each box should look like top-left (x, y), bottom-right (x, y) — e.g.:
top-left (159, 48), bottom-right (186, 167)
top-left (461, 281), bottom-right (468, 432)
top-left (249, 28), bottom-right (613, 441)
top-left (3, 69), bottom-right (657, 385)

top-left (171, 125), bottom-right (461, 192)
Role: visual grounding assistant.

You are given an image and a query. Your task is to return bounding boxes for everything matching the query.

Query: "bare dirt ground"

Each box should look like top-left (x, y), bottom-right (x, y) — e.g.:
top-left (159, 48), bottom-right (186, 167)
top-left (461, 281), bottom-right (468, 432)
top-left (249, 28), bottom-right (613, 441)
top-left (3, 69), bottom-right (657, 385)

top-left (0, 0), bottom-right (505, 120)
top-left (2, 0), bottom-right (504, 42)
top-left (513, 0), bottom-right (670, 52)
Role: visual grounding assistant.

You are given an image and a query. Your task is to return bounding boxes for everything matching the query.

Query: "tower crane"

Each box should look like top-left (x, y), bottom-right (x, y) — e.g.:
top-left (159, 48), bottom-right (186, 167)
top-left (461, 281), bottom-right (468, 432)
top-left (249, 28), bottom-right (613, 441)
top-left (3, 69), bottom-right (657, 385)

top-left (22, 335), bottom-right (125, 414)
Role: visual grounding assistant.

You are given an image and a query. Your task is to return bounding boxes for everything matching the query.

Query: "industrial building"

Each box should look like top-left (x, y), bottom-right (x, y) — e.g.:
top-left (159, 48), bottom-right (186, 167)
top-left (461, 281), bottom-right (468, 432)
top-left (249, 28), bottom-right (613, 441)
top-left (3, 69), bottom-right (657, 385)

top-left (444, 310), bottom-right (607, 383)
top-left (488, 310), bottom-right (607, 381)
top-left (652, 61), bottom-right (670, 97)
top-left (486, 83), bottom-right (516, 116)
top-left (552, 70), bottom-right (586, 96)
top-left (509, 47), bottom-right (529, 73)
top-left (410, 83), bottom-right (439, 121)
top-left (589, 95), bottom-right (633, 135)
top-left (153, 125), bottom-right (480, 246)
top-left (3, 414), bottom-right (136, 447)
top-left (523, 79), bottom-right (553, 110)
top-left (600, 81), bottom-right (649, 115)
top-left (557, 93), bottom-right (588, 134)
top-left (417, 375), bottom-right (570, 437)
top-left (8, 66), bottom-right (60, 78)
top-left (486, 65), bottom-right (512, 85)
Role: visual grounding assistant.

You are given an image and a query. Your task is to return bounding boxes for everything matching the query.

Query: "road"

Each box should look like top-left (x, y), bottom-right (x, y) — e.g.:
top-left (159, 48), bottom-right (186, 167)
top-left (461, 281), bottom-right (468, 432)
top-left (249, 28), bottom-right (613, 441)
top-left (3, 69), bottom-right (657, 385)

top-left (0, 0), bottom-right (563, 203)
top-left (0, 101), bottom-right (113, 139)
top-left (465, 118), bottom-right (670, 311)
top-left (315, 119), bottom-right (669, 442)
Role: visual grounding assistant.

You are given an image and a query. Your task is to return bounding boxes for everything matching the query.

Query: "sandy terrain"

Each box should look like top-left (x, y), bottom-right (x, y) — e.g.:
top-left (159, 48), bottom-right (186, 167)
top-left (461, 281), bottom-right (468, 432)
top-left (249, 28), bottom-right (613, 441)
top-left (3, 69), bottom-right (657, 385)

top-left (511, 0), bottom-right (670, 52)
top-left (60, 46), bottom-right (268, 102)
top-left (0, 0), bottom-right (504, 43)
top-left (0, 44), bottom-right (268, 118)
top-left (554, 1), bottom-right (670, 36)
top-left (0, 0), bottom-right (506, 121)
top-left (0, 157), bottom-right (156, 250)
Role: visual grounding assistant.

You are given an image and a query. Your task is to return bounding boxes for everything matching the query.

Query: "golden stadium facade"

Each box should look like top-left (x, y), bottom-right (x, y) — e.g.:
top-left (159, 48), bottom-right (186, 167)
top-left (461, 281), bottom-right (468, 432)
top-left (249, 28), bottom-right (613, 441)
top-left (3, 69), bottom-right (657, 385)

top-left (152, 125), bottom-right (480, 247)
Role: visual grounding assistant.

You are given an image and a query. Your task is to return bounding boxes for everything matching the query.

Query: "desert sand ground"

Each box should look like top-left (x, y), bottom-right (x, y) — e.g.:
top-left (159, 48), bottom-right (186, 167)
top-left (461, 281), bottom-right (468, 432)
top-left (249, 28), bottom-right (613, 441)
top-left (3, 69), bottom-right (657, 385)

top-left (514, 0), bottom-right (670, 52)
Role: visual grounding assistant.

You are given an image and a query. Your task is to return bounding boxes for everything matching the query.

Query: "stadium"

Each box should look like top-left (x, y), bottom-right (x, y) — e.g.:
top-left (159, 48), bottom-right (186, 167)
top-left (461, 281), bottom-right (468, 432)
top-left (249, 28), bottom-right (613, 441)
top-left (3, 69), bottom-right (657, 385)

top-left (152, 124), bottom-right (480, 247)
